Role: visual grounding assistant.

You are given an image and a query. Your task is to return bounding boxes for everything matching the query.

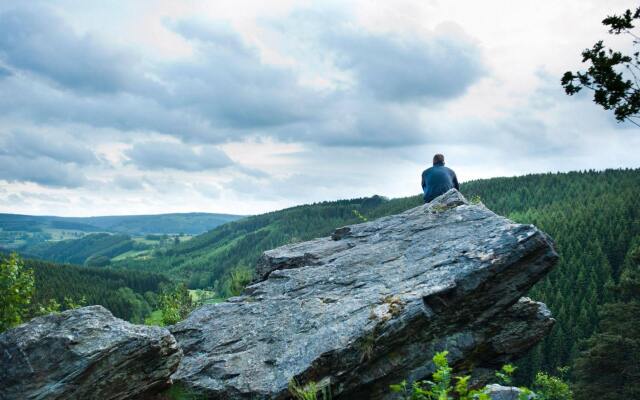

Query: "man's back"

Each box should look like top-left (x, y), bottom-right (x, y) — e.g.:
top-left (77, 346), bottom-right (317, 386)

top-left (421, 162), bottom-right (459, 203)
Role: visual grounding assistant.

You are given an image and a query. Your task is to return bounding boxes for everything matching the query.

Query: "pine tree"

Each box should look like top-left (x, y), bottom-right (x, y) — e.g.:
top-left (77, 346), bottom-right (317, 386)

top-left (573, 242), bottom-right (640, 399)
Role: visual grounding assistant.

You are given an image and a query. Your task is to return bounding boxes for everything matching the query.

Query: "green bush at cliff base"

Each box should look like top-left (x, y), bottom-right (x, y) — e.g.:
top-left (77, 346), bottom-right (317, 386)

top-left (388, 351), bottom-right (572, 400)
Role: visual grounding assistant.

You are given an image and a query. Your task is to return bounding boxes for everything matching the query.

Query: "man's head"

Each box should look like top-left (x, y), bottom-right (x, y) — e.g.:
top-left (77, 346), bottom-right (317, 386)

top-left (433, 154), bottom-right (445, 165)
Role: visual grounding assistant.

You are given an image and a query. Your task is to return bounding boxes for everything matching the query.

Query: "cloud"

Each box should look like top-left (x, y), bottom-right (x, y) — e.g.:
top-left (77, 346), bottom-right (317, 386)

top-left (0, 130), bottom-right (99, 165)
top-left (111, 175), bottom-right (145, 190)
top-left (0, 155), bottom-right (87, 187)
top-left (125, 140), bottom-right (234, 171)
top-left (326, 24), bottom-right (486, 102)
top-left (0, 7), bottom-right (151, 94)
top-left (0, 64), bottom-right (11, 78)
top-left (0, 5), bottom-right (485, 151)
top-left (162, 19), bottom-right (319, 130)
top-left (0, 129), bottom-right (97, 188)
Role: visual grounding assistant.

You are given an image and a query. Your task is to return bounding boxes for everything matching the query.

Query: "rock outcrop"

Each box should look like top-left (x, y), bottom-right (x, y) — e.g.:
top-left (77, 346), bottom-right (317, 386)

top-left (0, 305), bottom-right (181, 400)
top-left (171, 190), bottom-right (558, 399)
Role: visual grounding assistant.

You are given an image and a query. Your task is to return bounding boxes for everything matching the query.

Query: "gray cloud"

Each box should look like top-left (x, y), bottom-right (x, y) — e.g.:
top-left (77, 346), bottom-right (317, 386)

top-left (162, 19), bottom-right (319, 130)
top-left (0, 7), bottom-right (151, 94)
top-left (0, 130), bottom-right (99, 165)
top-left (326, 27), bottom-right (485, 102)
top-left (0, 64), bottom-right (11, 78)
top-left (125, 140), bottom-right (234, 171)
top-left (0, 76), bottom-right (219, 142)
top-left (0, 5), bottom-right (486, 152)
top-left (0, 155), bottom-right (87, 187)
top-left (111, 175), bottom-right (145, 191)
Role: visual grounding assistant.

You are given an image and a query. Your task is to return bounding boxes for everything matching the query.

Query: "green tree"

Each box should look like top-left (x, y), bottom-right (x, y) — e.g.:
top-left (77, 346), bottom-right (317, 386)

top-left (159, 283), bottom-right (194, 325)
top-left (0, 253), bottom-right (34, 332)
top-left (572, 243), bottom-right (640, 400)
top-left (533, 370), bottom-right (573, 400)
top-left (562, 6), bottom-right (640, 126)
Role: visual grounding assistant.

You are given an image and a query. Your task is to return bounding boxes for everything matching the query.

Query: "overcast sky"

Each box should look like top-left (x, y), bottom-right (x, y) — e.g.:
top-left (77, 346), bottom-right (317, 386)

top-left (1, 0), bottom-right (639, 216)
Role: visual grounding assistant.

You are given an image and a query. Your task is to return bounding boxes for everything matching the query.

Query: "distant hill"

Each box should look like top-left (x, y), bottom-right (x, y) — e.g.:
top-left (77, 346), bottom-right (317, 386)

top-left (71, 213), bottom-right (243, 235)
top-left (22, 233), bottom-right (135, 266)
top-left (0, 212), bottom-right (243, 236)
top-left (0, 212), bottom-right (243, 266)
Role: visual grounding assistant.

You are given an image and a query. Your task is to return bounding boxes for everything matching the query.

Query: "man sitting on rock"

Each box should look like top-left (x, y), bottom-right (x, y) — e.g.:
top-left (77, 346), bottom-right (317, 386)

top-left (421, 153), bottom-right (460, 203)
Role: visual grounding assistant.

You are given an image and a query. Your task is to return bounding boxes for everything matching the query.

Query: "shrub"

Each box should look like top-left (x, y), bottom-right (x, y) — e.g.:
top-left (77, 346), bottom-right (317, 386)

top-left (0, 253), bottom-right (34, 332)
top-left (390, 351), bottom-right (572, 400)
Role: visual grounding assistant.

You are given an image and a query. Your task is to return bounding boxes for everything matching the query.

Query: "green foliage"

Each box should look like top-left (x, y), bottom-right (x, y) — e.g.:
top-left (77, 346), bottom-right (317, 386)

top-left (469, 194), bottom-right (482, 205)
top-left (33, 295), bottom-right (87, 317)
top-left (533, 372), bottom-right (573, 400)
top-left (390, 351), bottom-right (492, 400)
top-left (288, 378), bottom-right (332, 400)
top-left (219, 267), bottom-right (253, 298)
top-left (23, 233), bottom-right (134, 265)
top-left (144, 309), bottom-right (165, 326)
top-left (159, 283), bottom-right (194, 325)
top-left (390, 352), bottom-right (572, 400)
top-left (24, 257), bottom-right (169, 322)
top-left (496, 364), bottom-right (517, 386)
top-left (0, 253), bottom-right (34, 332)
top-left (572, 241), bottom-right (640, 400)
top-left (352, 209), bottom-right (368, 222)
top-left (0, 212), bottom-right (240, 238)
top-left (562, 6), bottom-right (640, 126)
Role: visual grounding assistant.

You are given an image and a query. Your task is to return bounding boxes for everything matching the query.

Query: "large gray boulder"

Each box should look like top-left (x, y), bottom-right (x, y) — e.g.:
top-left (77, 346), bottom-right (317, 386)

top-left (171, 190), bottom-right (558, 399)
top-left (0, 305), bottom-right (182, 400)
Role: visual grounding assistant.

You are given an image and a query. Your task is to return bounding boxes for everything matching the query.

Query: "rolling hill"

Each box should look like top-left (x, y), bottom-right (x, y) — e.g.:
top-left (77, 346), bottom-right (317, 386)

top-left (0, 212), bottom-right (243, 256)
top-left (0, 212), bottom-right (242, 236)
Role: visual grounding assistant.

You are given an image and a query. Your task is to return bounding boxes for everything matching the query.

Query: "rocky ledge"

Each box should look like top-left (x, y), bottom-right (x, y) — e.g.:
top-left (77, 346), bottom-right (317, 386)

top-left (0, 305), bottom-right (181, 400)
top-left (171, 190), bottom-right (558, 399)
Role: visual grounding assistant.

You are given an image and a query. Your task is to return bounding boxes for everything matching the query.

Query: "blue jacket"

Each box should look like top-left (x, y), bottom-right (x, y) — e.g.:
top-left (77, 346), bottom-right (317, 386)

top-left (421, 162), bottom-right (459, 203)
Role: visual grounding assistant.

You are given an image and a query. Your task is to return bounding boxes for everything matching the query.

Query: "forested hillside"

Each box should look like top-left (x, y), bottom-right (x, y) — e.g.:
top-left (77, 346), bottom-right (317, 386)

top-left (23, 233), bottom-right (135, 266)
top-left (461, 169), bottom-right (640, 383)
top-left (0, 254), bottom-right (172, 324)
top-left (74, 212), bottom-right (242, 235)
top-left (113, 168), bottom-right (640, 384)
top-left (0, 212), bottom-right (242, 251)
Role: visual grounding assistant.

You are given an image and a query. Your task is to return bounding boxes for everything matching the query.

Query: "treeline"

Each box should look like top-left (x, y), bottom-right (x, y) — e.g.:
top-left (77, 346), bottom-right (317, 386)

top-left (24, 258), bottom-right (171, 323)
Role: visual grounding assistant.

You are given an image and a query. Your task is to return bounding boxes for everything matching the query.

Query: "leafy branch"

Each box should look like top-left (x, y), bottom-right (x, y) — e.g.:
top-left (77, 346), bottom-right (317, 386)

top-left (562, 7), bottom-right (640, 127)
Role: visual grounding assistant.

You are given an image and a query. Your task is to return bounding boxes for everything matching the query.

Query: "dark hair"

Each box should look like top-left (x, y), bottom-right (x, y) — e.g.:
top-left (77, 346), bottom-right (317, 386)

top-left (433, 154), bottom-right (445, 165)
